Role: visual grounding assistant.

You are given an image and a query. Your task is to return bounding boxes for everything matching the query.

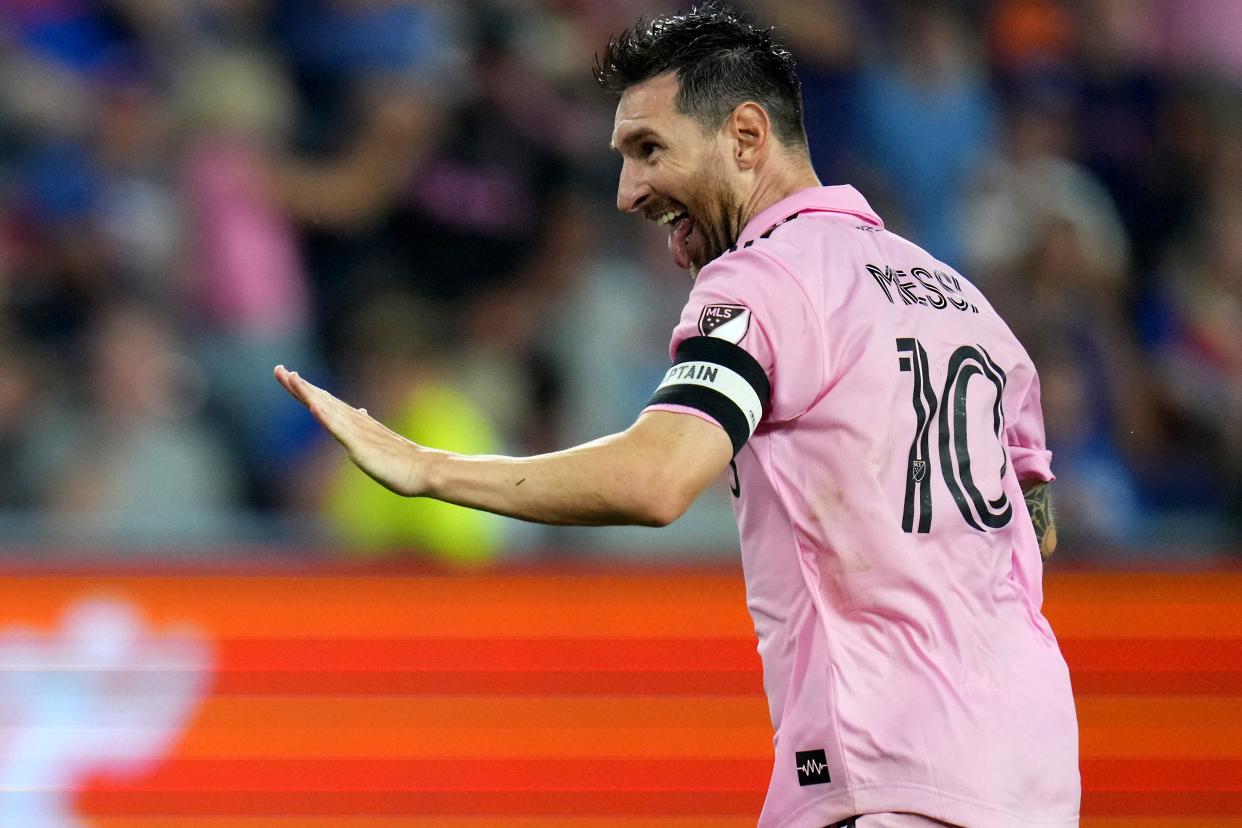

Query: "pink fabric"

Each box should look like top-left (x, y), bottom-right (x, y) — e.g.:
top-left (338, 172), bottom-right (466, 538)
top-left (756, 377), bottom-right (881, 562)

top-left (644, 403), bottom-right (725, 430)
top-left (1156, 0), bottom-right (1242, 81)
top-left (182, 139), bottom-right (310, 335)
top-left (855, 814), bottom-right (960, 827)
top-left (647, 187), bottom-right (1078, 828)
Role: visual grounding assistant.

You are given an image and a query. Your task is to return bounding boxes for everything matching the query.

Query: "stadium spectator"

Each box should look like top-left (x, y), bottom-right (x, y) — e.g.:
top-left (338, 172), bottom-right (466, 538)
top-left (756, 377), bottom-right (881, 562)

top-left (0, 0), bottom-right (1236, 555)
top-left (854, 1), bottom-right (997, 266)
top-left (315, 293), bottom-right (507, 563)
top-left (40, 301), bottom-right (241, 546)
top-left (176, 45), bottom-right (321, 506)
top-left (961, 78), bottom-right (1169, 548)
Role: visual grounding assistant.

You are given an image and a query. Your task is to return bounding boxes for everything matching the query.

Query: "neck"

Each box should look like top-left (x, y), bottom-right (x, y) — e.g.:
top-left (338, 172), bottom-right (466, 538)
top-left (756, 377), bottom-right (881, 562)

top-left (737, 153), bottom-right (821, 232)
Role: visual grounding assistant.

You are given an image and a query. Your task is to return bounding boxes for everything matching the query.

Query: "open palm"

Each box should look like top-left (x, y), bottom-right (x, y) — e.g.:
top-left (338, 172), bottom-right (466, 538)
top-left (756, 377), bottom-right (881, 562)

top-left (274, 365), bottom-right (425, 497)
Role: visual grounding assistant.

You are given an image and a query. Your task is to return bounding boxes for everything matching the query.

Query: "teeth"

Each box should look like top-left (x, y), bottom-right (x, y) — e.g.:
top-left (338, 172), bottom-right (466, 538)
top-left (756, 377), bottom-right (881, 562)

top-left (655, 210), bottom-right (685, 226)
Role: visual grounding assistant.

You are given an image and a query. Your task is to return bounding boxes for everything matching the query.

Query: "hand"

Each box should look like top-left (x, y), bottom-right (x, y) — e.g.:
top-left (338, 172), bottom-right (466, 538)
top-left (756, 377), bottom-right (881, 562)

top-left (274, 365), bottom-right (426, 496)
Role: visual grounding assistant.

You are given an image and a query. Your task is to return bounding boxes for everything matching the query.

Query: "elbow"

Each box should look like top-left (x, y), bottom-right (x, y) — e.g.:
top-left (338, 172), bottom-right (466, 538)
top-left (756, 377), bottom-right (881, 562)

top-left (629, 473), bottom-right (695, 528)
top-left (636, 496), bottom-right (688, 528)
top-left (605, 420), bottom-right (725, 528)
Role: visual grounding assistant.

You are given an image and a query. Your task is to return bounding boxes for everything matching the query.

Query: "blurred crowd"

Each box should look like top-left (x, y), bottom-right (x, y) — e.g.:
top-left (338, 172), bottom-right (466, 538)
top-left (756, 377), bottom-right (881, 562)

top-left (0, 0), bottom-right (1238, 561)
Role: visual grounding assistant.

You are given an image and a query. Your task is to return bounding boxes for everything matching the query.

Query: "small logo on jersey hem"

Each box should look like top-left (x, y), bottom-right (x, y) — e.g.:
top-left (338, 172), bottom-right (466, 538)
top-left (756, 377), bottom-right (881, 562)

top-left (794, 748), bottom-right (832, 786)
top-left (699, 304), bottom-right (750, 344)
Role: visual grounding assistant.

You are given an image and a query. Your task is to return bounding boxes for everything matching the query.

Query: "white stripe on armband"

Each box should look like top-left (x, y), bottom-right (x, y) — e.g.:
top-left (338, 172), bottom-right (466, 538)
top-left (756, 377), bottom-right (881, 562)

top-left (654, 361), bottom-right (764, 437)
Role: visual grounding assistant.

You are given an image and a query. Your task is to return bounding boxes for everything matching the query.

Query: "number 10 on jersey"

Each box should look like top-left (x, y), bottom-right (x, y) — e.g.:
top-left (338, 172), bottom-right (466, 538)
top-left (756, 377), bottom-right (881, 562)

top-left (897, 337), bottom-right (1013, 534)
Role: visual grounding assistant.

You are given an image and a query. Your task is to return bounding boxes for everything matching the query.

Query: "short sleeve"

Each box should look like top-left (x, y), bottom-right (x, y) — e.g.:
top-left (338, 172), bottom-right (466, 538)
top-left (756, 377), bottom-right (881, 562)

top-left (1006, 368), bottom-right (1055, 484)
top-left (643, 248), bottom-right (825, 454)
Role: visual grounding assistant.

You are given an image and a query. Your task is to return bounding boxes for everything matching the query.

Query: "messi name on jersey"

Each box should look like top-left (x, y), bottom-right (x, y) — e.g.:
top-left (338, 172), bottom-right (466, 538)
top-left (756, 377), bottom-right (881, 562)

top-left (866, 264), bottom-right (979, 313)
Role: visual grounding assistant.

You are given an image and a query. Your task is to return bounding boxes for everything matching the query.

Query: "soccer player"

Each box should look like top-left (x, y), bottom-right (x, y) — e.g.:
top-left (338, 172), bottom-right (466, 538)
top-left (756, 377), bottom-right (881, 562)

top-left (274, 6), bottom-right (1079, 827)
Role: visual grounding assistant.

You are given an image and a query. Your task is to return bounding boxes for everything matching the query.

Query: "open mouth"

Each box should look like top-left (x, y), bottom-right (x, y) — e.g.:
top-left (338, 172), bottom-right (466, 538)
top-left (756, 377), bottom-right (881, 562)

top-left (655, 208), bottom-right (693, 270)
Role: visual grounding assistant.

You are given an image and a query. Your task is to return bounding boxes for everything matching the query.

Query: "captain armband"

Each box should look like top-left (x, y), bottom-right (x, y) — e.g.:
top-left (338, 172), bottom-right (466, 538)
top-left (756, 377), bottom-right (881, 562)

top-left (646, 336), bottom-right (771, 455)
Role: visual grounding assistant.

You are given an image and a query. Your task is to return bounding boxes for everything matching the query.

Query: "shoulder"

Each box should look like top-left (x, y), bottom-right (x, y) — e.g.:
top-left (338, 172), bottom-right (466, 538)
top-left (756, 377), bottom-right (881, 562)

top-left (687, 231), bottom-right (827, 364)
top-left (726, 209), bottom-right (870, 256)
top-left (693, 244), bottom-right (810, 327)
top-left (700, 212), bottom-right (833, 289)
top-left (718, 210), bottom-right (890, 279)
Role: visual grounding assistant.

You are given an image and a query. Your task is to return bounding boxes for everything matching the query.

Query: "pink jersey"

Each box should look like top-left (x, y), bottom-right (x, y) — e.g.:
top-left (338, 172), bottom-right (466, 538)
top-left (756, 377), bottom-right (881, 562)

top-left (645, 186), bottom-right (1080, 827)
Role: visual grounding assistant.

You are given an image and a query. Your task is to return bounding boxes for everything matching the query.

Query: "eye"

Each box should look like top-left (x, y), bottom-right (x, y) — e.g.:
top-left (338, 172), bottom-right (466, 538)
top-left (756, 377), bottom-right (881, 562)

top-left (640, 141), bottom-right (661, 159)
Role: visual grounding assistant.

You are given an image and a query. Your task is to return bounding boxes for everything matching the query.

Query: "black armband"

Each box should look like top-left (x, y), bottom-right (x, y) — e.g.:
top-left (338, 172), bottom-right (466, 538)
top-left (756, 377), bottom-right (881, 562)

top-left (646, 336), bottom-right (771, 455)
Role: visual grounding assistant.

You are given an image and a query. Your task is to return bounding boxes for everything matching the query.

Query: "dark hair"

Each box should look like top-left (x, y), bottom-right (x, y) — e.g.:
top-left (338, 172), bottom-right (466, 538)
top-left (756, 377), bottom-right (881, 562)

top-left (594, 4), bottom-right (808, 150)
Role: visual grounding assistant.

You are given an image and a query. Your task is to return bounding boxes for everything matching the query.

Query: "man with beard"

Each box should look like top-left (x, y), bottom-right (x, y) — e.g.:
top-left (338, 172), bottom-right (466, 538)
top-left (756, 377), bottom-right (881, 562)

top-left (274, 6), bottom-right (1079, 827)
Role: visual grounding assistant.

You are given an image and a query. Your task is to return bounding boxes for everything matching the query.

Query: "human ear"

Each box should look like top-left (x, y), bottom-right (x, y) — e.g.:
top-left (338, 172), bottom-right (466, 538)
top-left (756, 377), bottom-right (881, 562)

top-left (729, 102), bottom-right (770, 171)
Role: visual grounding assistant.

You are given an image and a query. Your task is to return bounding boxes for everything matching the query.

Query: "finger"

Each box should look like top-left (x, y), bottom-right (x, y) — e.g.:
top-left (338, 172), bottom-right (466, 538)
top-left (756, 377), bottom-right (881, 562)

top-left (288, 370), bottom-right (341, 413)
top-left (300, 376), bottom-right (359, 421)
top-left (309, 399), bottom-right (354, 447)
top-left (275, 364), bottom-right (301, 390)
top-left (277, 369), bottom-right (379, 442)
top-left (282, 373), bottom-right (344, 425)
top-left (275, 365), bottom-right (312, 405)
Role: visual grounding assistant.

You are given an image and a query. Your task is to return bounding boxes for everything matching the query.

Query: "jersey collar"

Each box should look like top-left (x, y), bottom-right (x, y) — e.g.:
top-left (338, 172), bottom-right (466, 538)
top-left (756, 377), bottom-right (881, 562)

top-left (734, 185), bottom-right (884, 247)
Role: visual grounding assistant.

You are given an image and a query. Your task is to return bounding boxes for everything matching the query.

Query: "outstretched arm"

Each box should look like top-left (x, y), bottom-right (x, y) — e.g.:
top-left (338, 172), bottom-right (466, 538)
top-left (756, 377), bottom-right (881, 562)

top-left (274, 365), bottom-right (733, 527)
top-left (1021, 480), bottom-right (1057, 560)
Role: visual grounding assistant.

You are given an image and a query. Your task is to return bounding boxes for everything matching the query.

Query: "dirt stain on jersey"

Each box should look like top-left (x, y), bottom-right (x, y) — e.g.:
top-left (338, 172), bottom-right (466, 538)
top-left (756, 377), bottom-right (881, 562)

top-left (808, 485), bottom-right (872, 574)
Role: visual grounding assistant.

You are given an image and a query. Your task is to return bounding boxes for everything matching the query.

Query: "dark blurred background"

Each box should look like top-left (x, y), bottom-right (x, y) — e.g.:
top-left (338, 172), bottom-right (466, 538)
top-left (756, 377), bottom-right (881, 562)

top-left (0, 0), bottom-right (1237, 563)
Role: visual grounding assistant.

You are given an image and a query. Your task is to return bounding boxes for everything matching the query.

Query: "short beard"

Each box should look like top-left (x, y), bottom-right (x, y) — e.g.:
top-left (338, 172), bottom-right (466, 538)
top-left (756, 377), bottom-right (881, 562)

top-left (687, 153), bottom-right (743, 275)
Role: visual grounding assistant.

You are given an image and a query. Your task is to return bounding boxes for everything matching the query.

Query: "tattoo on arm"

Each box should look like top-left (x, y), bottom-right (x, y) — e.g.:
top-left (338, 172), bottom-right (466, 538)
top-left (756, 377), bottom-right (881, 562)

top-left (1023, 482), bottom-right (1057, 560)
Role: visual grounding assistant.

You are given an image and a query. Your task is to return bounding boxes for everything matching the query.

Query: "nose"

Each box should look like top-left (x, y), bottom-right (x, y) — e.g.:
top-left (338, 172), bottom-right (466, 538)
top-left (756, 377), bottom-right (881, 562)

top-left (616, 158), bottom-right (651, 215)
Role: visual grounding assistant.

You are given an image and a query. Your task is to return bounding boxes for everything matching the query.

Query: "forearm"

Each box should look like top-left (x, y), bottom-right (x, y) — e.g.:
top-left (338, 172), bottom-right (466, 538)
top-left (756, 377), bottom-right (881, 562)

top-left (273, 367), bottom-right (730, 528)
top-left (1021, 480), bottom-right (1057, 560)
top-left (421, 424), bottom-right (709, 527)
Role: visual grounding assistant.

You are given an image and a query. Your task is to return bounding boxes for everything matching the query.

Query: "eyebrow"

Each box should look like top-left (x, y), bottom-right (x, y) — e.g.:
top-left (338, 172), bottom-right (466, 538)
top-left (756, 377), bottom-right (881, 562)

top-left (610, 126), bottom-right (658, 153)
